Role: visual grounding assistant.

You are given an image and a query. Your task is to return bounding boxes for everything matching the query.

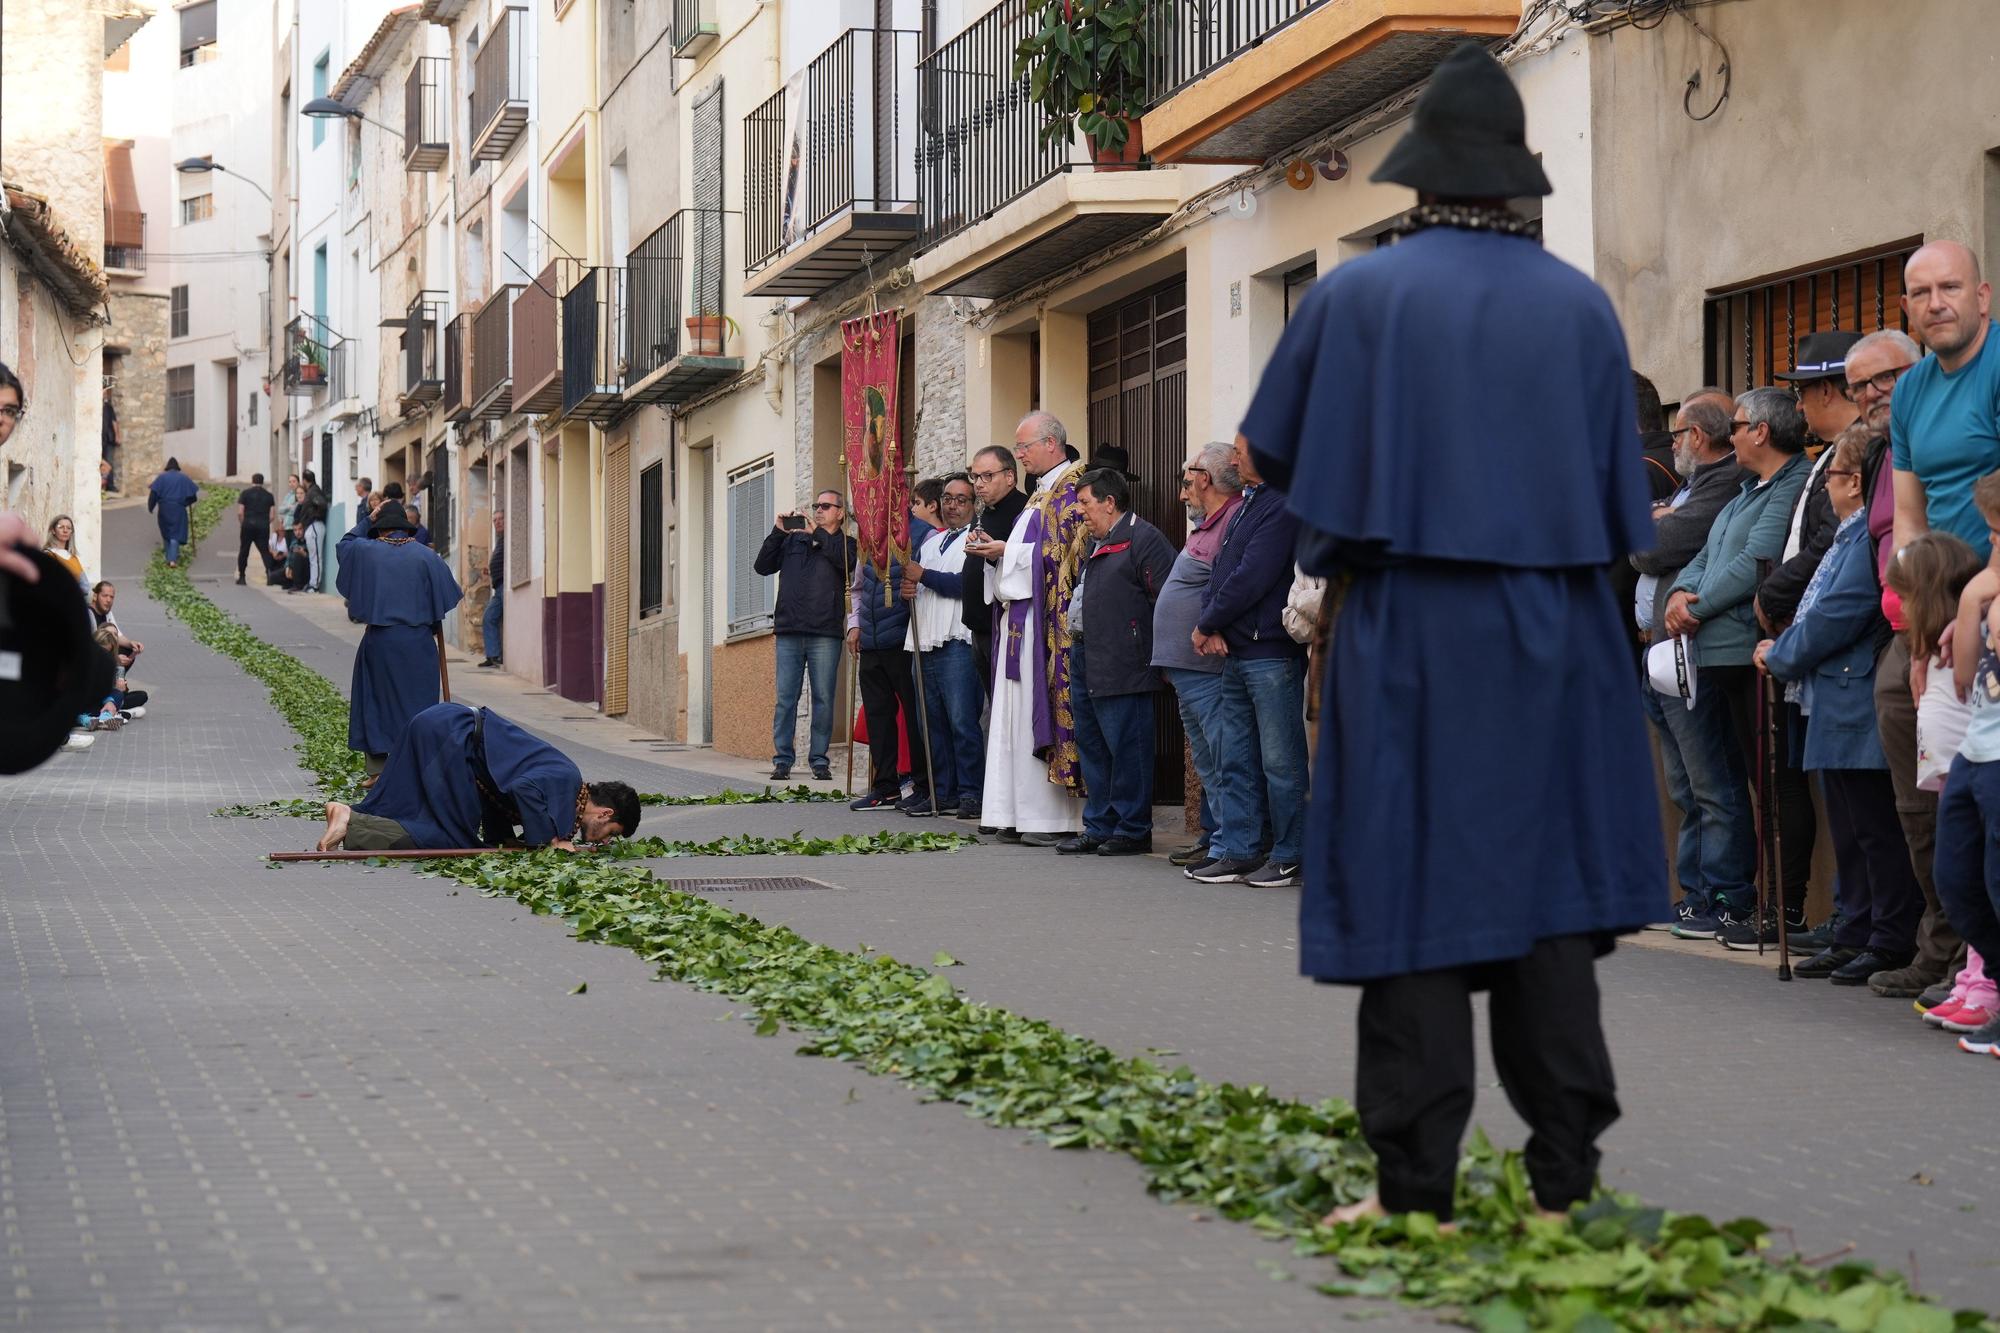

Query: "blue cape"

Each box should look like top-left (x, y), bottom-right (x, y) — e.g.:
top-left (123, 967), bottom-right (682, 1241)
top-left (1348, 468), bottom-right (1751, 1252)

top-left (335, 527), bottom-right (463, 626)
top-left (1242, 227), bottom-right (1654, 569)
top-left (355, 703), bottom-right (583, 848)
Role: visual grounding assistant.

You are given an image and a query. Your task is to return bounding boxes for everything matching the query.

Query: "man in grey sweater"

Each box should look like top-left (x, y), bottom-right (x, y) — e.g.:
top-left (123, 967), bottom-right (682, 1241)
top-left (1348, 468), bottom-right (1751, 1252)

top-left (1631, 388), bottom-right (1747, 936)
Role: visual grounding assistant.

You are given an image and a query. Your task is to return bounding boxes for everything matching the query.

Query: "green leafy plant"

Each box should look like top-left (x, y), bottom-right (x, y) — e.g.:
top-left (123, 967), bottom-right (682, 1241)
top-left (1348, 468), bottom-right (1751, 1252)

top-left (1014, 0), bottom-right (1151, 156)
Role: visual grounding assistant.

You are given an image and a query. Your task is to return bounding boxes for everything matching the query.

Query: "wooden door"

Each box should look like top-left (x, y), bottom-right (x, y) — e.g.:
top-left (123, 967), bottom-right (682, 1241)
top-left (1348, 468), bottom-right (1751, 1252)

top-left (1086, 275), bottom-right (1187, 802)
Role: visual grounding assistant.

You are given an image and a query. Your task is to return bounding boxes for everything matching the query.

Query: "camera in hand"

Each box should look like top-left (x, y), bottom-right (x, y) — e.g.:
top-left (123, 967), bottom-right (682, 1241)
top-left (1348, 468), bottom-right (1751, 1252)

top-left (782, 513), bottom-right (807, 530)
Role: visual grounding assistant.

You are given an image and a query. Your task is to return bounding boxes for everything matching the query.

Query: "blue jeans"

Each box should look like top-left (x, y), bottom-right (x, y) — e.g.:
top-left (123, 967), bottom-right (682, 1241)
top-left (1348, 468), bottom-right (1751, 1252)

top-left (1932, 755), bottom-right (2000, 963)
top-left (917, 639), bottom-right (984, 805)
top-left (772, 633), bottom-right (840, 770)
top-left (1071, 643), bottom-right (1156, 840)
top-left (1640, 666), bottom-right (1754, 915)
top-left (1165, 666), bottom-right (1224, 841)
top-left (1209, 655), bottom-right (1308, 864)
top-left (481, 585), bottom-right (504, 662)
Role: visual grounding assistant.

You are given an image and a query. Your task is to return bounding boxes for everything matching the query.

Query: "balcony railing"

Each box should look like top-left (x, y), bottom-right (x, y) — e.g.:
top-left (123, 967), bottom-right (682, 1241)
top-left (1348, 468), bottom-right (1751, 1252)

top-left (1144, 0), bottom-right (1327, 105)
top-left (104, 210), bottom-right (146, 272)
top-left (281, 315), bottom-right (336, 396)
top-left (559, 264), bottom-right (628, 424)
top-left (511, 261), bottom-right (562, 414)
top-left (405, 56), bottom-right (449, 171)
top-left (744, 29), bottom-right (922, 296)
top-left (918, 0), bottom-right (1070, 251)
top-left (471, 284), bottom-right (518, 419)
top-left (401, 290), bottom-right (446, 406)
top-left (625, 209), bottom-right (741, 407)
top-left (472, 7), bottom-right (529, 162)
top-left (442, 312), bottom-right (470, 421)
top-left (673, 0), bottom-right (718, 57)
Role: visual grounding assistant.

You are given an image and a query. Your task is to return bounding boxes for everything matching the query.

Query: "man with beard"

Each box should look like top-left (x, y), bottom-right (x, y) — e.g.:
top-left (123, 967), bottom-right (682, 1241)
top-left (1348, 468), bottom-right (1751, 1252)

top-left (1629, 389), bottom-right (1748, 933)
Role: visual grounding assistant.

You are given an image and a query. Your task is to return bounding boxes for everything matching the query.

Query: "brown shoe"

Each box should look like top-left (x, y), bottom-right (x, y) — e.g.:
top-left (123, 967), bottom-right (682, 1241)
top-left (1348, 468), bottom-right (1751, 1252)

top-left (1868, 962), bottom-right (1947, 997)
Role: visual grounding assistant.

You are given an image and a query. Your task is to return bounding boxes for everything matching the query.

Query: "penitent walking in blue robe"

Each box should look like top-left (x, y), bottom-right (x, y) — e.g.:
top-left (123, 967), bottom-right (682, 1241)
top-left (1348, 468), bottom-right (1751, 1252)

top-left (354, 702), bottom-right (584, 847)
top-left (147, 468), bottom-right (200, 562)
top-left (1241, 225), bottom-right (1666, 984)
top-left (337, 518), bottom-right (463, 758)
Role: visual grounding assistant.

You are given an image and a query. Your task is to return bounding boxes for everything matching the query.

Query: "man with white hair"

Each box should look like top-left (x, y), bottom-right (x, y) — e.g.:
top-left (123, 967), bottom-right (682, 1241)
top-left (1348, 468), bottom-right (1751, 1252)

top-left (962, 411), bottom-right (1087, 843)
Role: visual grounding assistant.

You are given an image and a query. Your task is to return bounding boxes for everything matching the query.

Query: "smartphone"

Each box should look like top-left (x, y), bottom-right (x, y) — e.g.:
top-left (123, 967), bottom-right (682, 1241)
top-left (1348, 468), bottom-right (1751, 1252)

top-left (782, 513), bottom-right (807, 530)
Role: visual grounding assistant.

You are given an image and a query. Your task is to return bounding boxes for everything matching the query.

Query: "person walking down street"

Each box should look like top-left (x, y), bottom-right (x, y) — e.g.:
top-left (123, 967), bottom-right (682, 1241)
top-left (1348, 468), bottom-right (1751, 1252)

top-left (1186, 434), bottom-right (1308, 889)
top-left (478, 511), bottom-right (506, 668)
top-left (1756, 427), bottom-right (1921, 985)
top-left (754, 490), bottom-right (855, 783)
top-left (1152, 442), bottom-right (1245, 868)
top-left (898, 475), bottom-right (985, 819)
top-left (335, 501), bottom-right (463, 782)
top-left (1242, 43), bottom-right (1664, 1227)
top-left (318, 702), bottom-right (639, 853)
top-left (1062, 465), bottom-right (1176, 857)
top-left (965, 412), bottom-right (1089, 846)
top-left (235, 474), bottom-right (279, 586)
top-left (845, 530), bottom-right (921, 812)
top-left (148, 458), bottom-right (200, 568)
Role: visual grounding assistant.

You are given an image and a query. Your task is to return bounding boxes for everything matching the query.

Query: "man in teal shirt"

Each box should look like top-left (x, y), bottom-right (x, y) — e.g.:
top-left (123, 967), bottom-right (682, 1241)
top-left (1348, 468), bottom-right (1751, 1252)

top-left (1892, 240), bottom-right (2000, 559)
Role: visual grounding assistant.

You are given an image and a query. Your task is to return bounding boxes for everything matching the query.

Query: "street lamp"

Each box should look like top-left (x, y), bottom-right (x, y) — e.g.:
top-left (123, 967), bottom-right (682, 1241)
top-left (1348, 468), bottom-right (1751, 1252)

top-left (301, 97), bottom-right (404, 141)
top-left (175, 156), bottom-right (274, 204)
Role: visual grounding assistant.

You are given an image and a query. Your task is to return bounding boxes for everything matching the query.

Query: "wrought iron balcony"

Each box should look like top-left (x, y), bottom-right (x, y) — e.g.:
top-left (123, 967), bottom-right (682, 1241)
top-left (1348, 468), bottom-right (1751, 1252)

top-left (624, 209), bottom-right (742, 408)
top-left (280, 315), bottom-right (336, 396)
top-left (511, 261), bottom-right (562, 414)
top-left (404, 56), bottom-right (449, 171)
top-left (744, 29), bottom-right (922, 298)
top-left (442, 313), bottom-right (470, 422)
top-left (559, 263), bottom-right (628, 424)
top-left (914, 0), bottom-right (1181, 299)
top-left (104, 209), bottom-right (146, 273)
top-left (472, 7), bottom-right (530, 163)
top-left (471, 284), bottom-right (519, 420)
top-left (400, 290), bottom-right (447, 407)
top-left (1140, 0), bottom-right (1520, 164)
top-left (673, 0), bottom-right (717, 58)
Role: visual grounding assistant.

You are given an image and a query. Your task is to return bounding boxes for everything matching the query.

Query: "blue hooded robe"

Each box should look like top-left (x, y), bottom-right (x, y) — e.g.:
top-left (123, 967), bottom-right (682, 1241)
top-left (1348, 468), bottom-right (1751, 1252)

top-left (1240, 226), bottom-right (1665, 983)
top-left (147, 468), bottom-right (199, 546)
top-left (354, 703), bottom-right (583, 847)
top-left (337, 520), bottom-right (463, 756)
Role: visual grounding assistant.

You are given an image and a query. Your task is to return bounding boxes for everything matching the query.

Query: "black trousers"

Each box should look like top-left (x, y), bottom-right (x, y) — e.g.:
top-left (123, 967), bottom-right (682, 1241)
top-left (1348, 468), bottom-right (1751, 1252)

top-left (1819, 768), bottom-right (1924, 953)
top-left (239, 522), bottom-right (275, 577)
top-left (1355, 934), bottom-right (1619, 1219)
top-left (1710, 664), bottom-right (1814, 911)
top-left (857, 647), bottom-right (920, 796)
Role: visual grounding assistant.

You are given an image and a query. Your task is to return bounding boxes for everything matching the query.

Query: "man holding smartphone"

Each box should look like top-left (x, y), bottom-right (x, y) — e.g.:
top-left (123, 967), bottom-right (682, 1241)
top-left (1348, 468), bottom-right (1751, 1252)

top-left (755, 490), bottom-right (857, 781)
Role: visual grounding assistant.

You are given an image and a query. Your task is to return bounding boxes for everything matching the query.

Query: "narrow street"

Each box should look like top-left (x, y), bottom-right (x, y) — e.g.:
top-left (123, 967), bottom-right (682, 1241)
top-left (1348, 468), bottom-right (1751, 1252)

top-left (1, 504), bottom-right (1993, 1332)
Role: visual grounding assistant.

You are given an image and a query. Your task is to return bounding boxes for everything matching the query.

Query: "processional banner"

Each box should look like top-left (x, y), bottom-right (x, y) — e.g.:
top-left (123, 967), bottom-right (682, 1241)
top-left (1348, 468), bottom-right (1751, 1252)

top-left (841, 309), bottom-right (906, 592)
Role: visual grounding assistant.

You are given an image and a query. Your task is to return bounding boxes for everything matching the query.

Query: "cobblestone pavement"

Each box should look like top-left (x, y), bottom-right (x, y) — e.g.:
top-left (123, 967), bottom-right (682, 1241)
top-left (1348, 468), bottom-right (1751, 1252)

top-left (0, 508), bottom-right (1990, 1330)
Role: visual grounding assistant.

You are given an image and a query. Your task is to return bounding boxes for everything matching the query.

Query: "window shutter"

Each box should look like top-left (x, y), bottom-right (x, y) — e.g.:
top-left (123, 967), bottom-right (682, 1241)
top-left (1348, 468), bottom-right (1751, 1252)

top-left (726, 460), bottom-right (774, 633)
top-left (692, 84), bottom-right (725, 316)
top-left (639, 461), bottom-right (664, 616)
top-left (180, 1), bottom-right (217, 53)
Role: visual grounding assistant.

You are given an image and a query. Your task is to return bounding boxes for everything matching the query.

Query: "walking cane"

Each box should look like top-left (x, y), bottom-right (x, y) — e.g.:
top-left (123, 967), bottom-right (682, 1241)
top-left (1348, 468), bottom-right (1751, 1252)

top-left (435, 626), bottom-right (452, 703)
top-left (904, 553), bottom-right (941, 815)
top-left (1758, 663), bottom-right (1794, 981)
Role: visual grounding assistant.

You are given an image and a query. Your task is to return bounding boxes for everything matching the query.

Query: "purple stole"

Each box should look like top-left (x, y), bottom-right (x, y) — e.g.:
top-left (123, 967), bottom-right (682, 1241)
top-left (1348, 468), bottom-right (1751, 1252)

top-left (990, 478), bottom-right (1085, 792)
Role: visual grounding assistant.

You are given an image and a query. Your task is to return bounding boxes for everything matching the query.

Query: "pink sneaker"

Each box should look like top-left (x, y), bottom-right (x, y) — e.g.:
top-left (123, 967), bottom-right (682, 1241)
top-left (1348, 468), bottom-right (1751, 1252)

top-left (1943, 1004), bottom-right (2000, 1036)
top-left (1925, 999), bottom-right (1973, 1029)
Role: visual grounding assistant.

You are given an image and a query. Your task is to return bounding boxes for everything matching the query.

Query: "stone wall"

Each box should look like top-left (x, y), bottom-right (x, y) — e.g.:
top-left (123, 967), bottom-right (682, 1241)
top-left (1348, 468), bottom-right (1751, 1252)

top-left (105, 288), bottom-right (168, 489)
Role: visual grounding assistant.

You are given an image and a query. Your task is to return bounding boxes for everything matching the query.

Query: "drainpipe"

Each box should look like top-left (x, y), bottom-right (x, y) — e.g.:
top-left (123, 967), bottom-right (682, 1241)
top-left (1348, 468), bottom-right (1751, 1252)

top-left (761, 351), bottom-right (784, 414)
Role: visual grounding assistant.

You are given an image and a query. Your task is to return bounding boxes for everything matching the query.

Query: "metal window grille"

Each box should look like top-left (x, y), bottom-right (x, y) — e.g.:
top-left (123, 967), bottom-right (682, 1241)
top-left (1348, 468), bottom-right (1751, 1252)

top-left (639, 461), bottom-right (664, 617)
top-left (1702, 240), bottom-right (1921, 398)
top-left (726, 458), bottom-right (775, 634)
top-left (166, 366), bottom-right (195, 432)
top-left (428, 444), bottom-right (453, 557)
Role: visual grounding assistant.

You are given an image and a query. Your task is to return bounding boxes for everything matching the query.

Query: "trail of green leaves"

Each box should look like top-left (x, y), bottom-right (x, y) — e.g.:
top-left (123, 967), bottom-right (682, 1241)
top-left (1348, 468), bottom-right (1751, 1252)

top-left (218, 784), bottom-right (855, 820)
top-left (154, 483), bottom-right (1989, 1330)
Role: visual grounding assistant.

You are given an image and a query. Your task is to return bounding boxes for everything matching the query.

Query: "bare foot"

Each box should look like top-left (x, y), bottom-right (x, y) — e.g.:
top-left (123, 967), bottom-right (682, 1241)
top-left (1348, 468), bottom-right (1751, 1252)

top-left (1322, 1194), bottom-right (1457, 1232)
top-left (359, 774), bottom-right (378, 790)
top-left (317, 801), bottom-right (351, 852)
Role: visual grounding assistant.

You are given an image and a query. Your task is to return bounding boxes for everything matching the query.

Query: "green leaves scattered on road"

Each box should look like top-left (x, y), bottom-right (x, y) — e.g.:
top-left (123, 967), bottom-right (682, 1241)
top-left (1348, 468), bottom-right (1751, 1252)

top-left (640, 785), bottom-right (852, 806)
top-left (412, 848), bottom-right (1986, 1332)
top-left (609, 830), bottom-right (976, 859)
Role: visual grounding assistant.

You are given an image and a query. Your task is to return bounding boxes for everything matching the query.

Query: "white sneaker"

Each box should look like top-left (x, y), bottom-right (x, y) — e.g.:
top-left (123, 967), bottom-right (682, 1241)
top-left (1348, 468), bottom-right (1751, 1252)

top-left (62, 732), bottom-right (95, 752)
top-left (121, 706), bottom-right (146, 720)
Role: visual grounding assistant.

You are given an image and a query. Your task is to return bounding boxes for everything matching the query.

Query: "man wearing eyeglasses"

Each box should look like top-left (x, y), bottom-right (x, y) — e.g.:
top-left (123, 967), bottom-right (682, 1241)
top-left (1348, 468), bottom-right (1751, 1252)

top-left (959, 445), bottom-right (1026, 689)
top-left (755, 490), bottom-right (857, 783)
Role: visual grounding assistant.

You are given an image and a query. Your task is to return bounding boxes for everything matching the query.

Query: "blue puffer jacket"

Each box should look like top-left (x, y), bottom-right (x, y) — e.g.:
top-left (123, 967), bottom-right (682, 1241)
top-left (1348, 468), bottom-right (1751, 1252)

top-left (851, 557), bottom-right (912, 651)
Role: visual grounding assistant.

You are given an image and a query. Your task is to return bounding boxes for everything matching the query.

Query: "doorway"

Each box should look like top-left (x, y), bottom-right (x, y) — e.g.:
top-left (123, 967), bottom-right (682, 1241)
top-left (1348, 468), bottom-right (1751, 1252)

top-left (225, 364), bottom-right (239, 475)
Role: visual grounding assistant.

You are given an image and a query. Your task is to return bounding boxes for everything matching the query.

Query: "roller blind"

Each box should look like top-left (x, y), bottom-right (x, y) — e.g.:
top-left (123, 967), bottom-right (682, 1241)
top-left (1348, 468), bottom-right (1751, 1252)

top-left (180, 1), bottom-right (217, 54)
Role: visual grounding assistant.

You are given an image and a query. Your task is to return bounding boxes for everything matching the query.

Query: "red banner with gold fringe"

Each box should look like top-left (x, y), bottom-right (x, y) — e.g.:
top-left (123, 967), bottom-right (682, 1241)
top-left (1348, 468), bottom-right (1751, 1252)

top-left (841, 310), bottom-right (906, 589)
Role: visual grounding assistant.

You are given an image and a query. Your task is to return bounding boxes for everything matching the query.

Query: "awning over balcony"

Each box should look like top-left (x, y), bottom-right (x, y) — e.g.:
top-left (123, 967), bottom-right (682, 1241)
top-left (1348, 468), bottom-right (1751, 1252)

top-left (102, 140), bottom-right (144, 249)
top-left (1142, 0), bottom-right (1521, 165)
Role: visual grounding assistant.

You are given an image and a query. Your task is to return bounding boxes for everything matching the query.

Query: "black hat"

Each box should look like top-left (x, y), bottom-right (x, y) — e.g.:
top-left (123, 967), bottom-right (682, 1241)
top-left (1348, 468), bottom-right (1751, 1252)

top-left (1085, 445), bottom-right (1140, 482)
top-left (1370, 42), bottom-right (1552, 200)
top-left (370, 501), bottom-right (416, 534)
top-left (1774, 330), bottom-right (1864, 382)
top-left (0, 549), bottom-right (117, 774)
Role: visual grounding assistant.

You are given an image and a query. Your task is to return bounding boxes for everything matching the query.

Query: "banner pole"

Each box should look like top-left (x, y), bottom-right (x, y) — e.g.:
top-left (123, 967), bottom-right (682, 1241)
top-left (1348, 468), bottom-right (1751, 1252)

top-left (840, 453), bottom-right (857, 796)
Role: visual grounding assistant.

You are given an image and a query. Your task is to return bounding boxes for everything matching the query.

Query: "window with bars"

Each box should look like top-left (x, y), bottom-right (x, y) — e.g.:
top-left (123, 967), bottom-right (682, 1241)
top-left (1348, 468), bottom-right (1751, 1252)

top-left (169, 285), bottom-right (189, 338)
top-left (640, 461), bottom-right (665, 617)
top-left (167, 366), bottom-right (195, 432)
top-left (727, 457), bottom-right (775, 635)
top-left (179, 194), bottom-right (214, 225)
top-left (1703, 240), bottom-right (1921, 398)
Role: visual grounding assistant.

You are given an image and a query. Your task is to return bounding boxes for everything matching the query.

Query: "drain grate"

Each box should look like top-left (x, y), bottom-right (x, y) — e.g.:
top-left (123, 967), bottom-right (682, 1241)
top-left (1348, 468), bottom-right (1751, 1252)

top-left (675, 876), bottom-right (839, 893)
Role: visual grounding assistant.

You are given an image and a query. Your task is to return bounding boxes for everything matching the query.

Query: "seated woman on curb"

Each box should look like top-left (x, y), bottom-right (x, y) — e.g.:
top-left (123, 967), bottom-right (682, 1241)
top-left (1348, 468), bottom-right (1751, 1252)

top-left (317, 700), bottom-right (640, 853)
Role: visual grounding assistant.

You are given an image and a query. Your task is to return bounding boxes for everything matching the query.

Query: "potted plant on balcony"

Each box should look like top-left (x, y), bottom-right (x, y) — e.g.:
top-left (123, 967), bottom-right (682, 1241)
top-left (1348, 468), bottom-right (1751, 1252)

top-left (297, 340), bottom-right (328, 386)
top-left (1014, 0), bottom-right (1150, 170)
top-left (683, 307), bottom-right (740, 358)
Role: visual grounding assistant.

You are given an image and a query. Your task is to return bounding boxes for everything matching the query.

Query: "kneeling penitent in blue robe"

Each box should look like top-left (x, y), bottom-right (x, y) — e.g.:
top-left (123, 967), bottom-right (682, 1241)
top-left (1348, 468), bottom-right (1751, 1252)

top-left (337, 522), bottom-right (463, 759)
top-left (351, 703), bottom-right (585, 848)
